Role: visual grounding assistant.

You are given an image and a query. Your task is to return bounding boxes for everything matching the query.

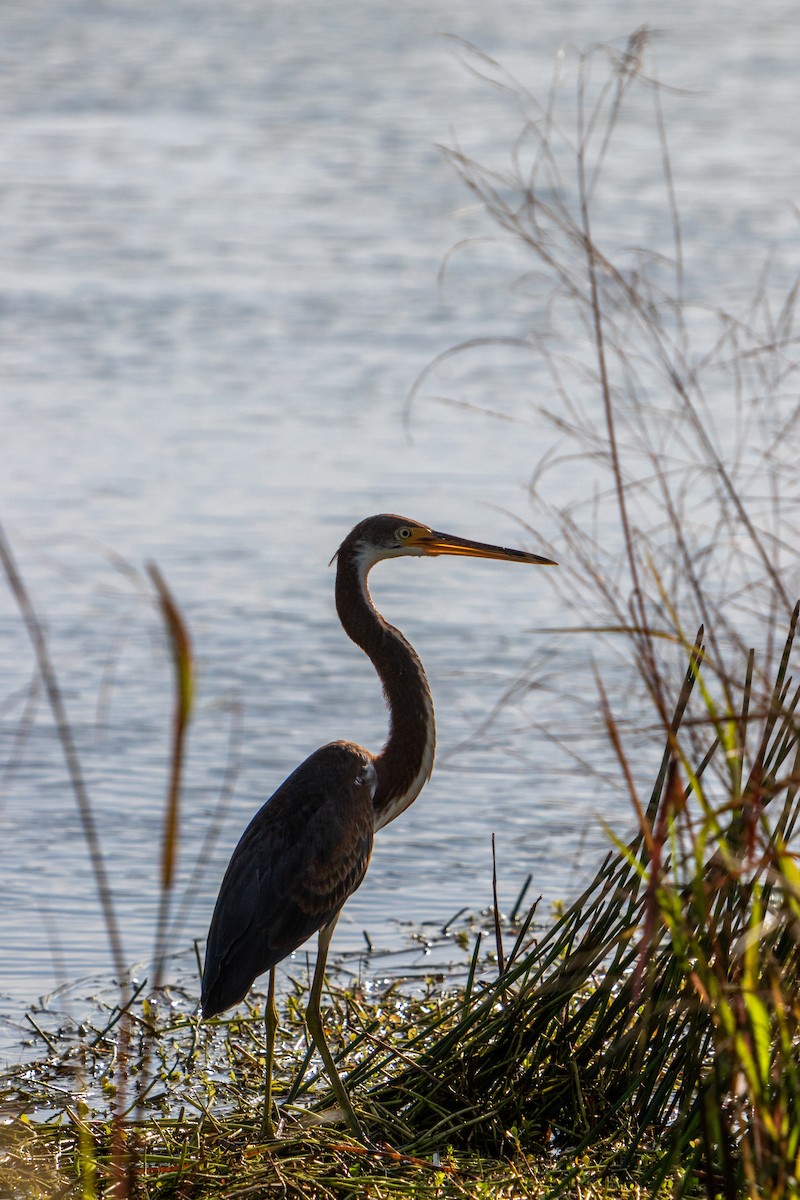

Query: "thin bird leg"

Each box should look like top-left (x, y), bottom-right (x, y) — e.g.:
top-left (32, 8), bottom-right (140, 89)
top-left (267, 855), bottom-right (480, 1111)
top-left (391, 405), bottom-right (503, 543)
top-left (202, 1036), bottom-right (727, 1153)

top-left (260, 967), bottom-right (279, 1139)
top-left (305, 914), bottom-right (364, 1141)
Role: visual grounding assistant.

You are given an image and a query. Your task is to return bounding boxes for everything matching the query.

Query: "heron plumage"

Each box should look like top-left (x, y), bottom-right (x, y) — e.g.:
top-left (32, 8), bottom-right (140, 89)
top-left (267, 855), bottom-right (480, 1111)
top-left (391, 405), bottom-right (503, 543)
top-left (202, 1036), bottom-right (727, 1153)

top-left (201, 742), bottom-right (375, 1018)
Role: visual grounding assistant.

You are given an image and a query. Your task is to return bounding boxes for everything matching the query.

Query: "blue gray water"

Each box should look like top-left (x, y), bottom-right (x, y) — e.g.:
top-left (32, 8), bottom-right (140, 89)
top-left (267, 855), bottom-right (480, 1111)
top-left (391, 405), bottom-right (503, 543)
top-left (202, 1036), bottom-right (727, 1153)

top-left (1, 1), bottom-right (798, 1055)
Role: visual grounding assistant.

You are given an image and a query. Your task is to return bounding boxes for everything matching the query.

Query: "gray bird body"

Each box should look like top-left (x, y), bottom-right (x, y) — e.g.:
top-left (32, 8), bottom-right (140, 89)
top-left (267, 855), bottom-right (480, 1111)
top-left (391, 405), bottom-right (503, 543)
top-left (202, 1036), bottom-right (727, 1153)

top-left (201, 742), bottom-right (376, 1017)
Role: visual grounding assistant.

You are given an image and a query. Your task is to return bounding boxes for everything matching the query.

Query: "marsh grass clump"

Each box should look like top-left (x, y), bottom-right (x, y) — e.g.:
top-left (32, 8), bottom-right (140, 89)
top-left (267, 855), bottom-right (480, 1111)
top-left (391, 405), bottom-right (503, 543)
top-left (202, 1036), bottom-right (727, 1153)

top-left (399, 27), bottom-right (800, 1197)
top-left (354, 614), bottom-right (800, 1197)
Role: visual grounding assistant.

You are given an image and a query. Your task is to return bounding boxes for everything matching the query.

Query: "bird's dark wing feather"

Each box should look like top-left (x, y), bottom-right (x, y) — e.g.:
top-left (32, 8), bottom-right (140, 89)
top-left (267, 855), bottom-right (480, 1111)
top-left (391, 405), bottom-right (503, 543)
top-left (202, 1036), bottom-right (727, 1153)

top-left (201, 742), bottom-right (375, 1017)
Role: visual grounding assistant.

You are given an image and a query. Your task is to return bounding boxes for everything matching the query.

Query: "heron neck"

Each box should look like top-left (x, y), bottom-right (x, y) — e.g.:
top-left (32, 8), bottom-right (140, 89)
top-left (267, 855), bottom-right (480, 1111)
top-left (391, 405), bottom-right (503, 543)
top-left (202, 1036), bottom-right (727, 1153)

top-left (335, 551), bottom-right (435, 830)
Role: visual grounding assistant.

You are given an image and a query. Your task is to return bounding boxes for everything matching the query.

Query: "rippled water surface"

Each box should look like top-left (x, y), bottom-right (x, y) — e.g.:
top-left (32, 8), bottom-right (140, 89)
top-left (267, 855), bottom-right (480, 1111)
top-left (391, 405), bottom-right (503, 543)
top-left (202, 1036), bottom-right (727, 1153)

top-left (1, 0), bottom-right (799, 1055)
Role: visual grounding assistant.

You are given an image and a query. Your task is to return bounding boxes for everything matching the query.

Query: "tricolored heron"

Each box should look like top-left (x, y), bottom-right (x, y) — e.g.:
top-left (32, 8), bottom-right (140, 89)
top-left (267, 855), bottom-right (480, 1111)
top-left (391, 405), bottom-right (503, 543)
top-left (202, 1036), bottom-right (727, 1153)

top-left (201, 514), bottom-right (555, 1138)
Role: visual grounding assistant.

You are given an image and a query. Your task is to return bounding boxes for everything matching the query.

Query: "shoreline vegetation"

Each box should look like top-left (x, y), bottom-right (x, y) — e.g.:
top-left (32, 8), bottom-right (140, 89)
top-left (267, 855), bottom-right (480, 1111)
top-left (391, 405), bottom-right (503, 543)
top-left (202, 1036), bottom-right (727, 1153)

top-left (3, 31), bottom-right (800, 1198)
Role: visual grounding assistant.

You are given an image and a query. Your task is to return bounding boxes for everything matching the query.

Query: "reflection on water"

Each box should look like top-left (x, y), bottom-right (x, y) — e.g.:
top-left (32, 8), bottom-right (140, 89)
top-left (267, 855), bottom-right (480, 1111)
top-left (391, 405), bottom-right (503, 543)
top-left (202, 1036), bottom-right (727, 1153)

top-left (1, 0), bottom-right (799, 1053)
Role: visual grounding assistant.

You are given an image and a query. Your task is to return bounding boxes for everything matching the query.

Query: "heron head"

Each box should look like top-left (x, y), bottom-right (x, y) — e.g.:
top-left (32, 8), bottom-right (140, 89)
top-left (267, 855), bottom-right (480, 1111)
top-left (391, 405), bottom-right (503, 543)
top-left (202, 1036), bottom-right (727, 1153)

top-left (334, 513), bottom-right (557, 572)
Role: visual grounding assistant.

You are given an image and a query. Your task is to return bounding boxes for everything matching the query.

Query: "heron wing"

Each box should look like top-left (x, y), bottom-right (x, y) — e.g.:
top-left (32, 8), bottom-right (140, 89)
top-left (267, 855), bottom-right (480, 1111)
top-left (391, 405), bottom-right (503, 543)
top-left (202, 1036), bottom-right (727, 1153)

top-left (201, 742), bottom-right (375, 1017)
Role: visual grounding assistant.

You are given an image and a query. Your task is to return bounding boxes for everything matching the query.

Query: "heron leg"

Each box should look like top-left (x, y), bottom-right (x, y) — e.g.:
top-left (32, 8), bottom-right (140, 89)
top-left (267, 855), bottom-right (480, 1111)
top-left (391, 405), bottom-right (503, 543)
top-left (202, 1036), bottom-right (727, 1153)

top-left (305, 914), bottom-right (364, 1141)
top-left (260, 967), bottom-right (279, 1139)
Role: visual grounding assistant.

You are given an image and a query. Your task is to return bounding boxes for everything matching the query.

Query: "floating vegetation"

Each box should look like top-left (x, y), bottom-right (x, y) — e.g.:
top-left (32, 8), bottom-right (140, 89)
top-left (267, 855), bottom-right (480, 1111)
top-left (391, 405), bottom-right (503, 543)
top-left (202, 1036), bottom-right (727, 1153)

top-left (1, 917), bottom-right (672, 1199)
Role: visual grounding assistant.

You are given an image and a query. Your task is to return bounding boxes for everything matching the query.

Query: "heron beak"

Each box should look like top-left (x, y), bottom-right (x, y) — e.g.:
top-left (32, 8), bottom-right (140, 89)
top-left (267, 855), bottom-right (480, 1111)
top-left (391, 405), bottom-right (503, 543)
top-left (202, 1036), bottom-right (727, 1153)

top-left (416, 529), bottom-right (557, 566)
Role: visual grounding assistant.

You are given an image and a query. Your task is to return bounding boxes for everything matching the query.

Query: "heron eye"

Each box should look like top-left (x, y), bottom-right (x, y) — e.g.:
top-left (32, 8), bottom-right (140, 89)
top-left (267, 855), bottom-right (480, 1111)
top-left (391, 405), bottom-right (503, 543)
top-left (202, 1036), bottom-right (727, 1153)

top-left (397, 527), bottom-right (412, 540)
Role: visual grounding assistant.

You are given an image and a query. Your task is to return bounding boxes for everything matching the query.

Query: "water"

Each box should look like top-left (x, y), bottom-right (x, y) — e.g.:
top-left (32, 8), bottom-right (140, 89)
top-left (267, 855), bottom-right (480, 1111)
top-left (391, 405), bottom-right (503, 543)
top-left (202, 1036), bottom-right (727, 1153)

top-left (1, 0), bottom-right (799, 1058)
